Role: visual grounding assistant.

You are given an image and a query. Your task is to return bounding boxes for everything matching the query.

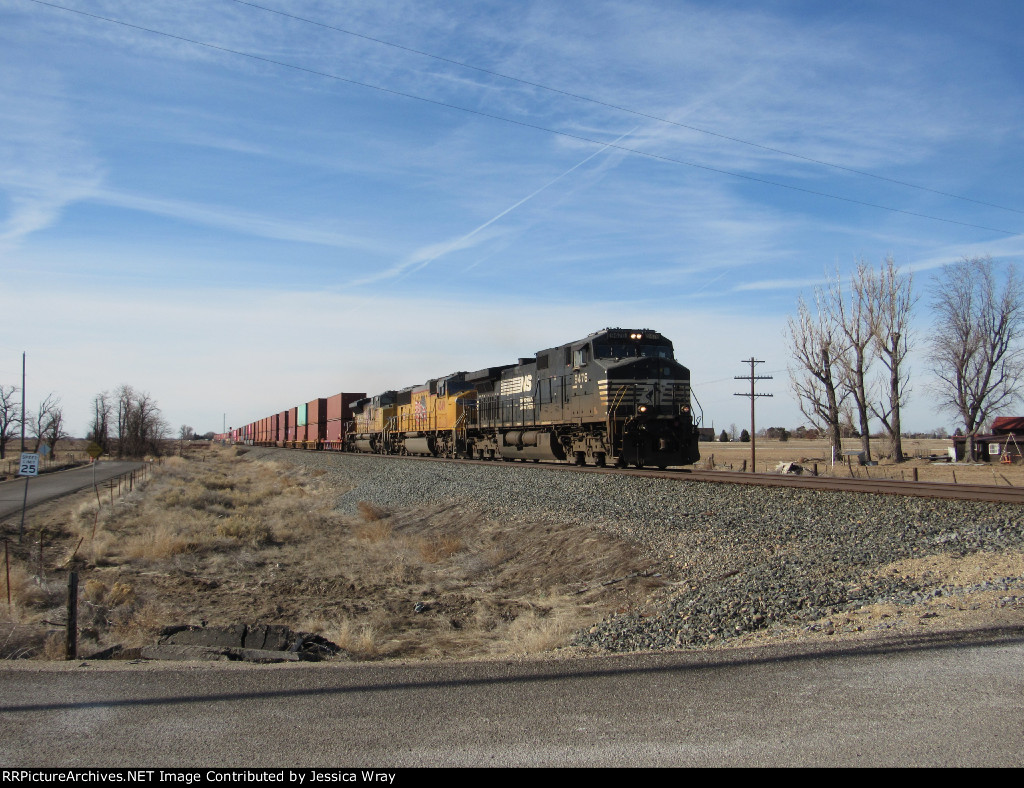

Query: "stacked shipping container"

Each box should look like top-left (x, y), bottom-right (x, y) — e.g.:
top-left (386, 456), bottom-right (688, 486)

top-left (305, 398), bottom-right (327, 449)
top-left (233, 390), bottom-right (365, 450)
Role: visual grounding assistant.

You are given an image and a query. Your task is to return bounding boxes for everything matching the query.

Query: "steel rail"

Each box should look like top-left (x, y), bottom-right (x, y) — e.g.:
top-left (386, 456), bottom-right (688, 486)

top-left (607, 467), bottom-right (1024, 504)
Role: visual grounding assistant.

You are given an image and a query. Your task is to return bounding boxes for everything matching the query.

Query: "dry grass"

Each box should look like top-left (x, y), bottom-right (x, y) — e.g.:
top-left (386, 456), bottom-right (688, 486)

top-left (317, 616), bottom-right (380, 659)
top-left (3, 444), bottom-right (652, 661)
top-left (0, 446), bottom-right (337, 658)
top-left (357, 501), bottom-right (388, 522)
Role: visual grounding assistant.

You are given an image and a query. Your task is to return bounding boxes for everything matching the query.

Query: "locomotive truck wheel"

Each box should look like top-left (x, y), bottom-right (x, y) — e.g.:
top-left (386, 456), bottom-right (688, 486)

top-left (595, 453), bottom-right (606, 467)
top-left (574, 452), bottom-right (586, 466)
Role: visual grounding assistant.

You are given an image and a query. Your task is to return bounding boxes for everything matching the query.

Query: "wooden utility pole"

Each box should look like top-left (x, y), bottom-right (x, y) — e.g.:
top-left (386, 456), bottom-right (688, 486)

top-left (734, 358), bottom-right (773, 472)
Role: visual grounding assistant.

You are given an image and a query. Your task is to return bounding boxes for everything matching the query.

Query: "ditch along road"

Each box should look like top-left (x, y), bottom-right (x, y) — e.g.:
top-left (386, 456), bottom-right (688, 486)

top-left (0, 460), bottom-right (146, 522)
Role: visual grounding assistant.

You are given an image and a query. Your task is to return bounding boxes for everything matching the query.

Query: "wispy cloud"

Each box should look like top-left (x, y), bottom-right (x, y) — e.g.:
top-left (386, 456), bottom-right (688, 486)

top-left (0, 69), bottom-right (104, 254)
top-left (734, 276), bottom-right (828, 292)
top-left (91, 188), bottom-right (387, 252)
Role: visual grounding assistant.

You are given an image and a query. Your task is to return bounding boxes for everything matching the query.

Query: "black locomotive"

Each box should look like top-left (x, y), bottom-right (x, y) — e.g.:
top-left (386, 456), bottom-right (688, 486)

top-left (467, 328), bottom-right (701, 468)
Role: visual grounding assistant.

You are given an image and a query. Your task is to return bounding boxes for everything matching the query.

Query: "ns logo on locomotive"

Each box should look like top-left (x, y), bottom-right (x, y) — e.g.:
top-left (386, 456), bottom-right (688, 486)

top-left (237, 329), bottom-right (702, 470)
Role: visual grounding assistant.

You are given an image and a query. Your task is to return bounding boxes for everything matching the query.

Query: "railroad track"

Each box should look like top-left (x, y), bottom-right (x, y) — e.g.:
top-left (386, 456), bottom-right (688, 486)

top-left (612, 466), bottom-right (1024, 504)
top-left (269, 447), bottom-right (1024, 504)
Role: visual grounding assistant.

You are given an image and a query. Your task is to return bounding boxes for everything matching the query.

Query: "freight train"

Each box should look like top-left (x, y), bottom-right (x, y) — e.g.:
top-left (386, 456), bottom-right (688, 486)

top-left (222, 328), bottom-right (702, 469)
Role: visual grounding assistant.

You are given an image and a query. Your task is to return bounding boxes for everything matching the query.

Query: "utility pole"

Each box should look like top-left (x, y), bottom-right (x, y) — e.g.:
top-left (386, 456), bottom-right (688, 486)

top-left (20, 352), bottom-right (25, 452)
top-left (734, 358), bottom-right (773, 473)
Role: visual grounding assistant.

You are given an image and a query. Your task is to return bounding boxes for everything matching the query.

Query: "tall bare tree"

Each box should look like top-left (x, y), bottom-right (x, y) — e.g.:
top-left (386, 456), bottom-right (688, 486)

top-left (929, 255), bottom-right (1024, 459)
top-left (0, 384), bottom-right (21, 460)
top-left (787, 292), bottom-right (847, 462)
top-left (831, 261), bottom-right (879, 461)
top-left (869, 257), bottom-right (916, 462)
top-left (88, 391), bottom-right (113, 454)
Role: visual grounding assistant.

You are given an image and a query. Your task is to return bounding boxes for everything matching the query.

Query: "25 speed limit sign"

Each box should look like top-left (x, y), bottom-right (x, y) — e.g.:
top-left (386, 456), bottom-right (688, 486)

top-left (19, 453), bottom-right (39, 477)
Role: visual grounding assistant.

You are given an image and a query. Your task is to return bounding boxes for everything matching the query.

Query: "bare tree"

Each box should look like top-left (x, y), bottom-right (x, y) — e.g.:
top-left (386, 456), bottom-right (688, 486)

top-left (929, 255), bottom-right (1024, 459)
top-left (831, 261), bottom-right (879, 461)
top-left (30, 394), bottom-right (68, 458)
top-left (178, 424), bottom-right (194, 456)
top-left (787, 292), bottom-right (847, 462)
top-left (869, 257), bottom-right (916, 462)
top-left (116, 384), bottom-right (135, 455)
top-left (115, 385), bottom-right (169, 457)
top-left (87, 391), bottom-right (113, 454)
top-left (0, 384), bottom-right (21, 460)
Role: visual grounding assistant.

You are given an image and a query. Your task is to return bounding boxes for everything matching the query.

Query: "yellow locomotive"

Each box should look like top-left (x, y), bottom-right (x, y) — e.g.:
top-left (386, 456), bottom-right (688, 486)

top-left (349, 372), bottom-right (478, 457)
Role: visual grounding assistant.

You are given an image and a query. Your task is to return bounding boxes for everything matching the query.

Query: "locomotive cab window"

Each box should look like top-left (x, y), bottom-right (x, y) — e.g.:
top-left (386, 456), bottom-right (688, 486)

top-left (594, 343), bottom-right (674, 359)
top-left (572, 346), bottom-right (588, 368)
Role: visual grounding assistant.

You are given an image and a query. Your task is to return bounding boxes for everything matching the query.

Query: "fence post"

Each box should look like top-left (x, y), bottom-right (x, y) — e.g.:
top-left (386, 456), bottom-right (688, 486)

top-left (65, 571), bottom-right (79, 660)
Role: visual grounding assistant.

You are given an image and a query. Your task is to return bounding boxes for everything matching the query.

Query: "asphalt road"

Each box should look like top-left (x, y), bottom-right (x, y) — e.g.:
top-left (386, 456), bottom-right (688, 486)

top-left (1, 629), bottom-right (1021, 767)
top-left (0, 460), bottom-right (146, 521)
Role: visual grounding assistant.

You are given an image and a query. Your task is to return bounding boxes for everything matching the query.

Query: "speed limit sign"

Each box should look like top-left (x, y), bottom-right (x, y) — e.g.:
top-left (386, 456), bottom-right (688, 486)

top-left (19, 453), bottom-right (39, 477)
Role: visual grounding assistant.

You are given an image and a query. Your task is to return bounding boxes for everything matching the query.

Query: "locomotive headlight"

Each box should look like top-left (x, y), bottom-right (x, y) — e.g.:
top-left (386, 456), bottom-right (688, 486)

top-left (638, 405), bottom-right (647, 413)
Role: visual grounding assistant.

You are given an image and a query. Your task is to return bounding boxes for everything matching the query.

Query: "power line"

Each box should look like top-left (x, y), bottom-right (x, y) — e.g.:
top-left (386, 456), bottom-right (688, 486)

top-left (227, 0), bottom-right (1024, 217)
top-left (24, 0), bottom-right (1022, 236)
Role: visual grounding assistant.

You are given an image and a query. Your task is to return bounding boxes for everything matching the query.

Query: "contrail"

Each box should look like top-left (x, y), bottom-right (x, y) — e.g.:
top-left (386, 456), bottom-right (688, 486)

top-left (358, 126), bottom-right (640, 285)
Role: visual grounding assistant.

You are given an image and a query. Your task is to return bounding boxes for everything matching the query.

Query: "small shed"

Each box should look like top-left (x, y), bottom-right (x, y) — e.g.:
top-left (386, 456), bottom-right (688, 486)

top-left (950, 417), bottom-right (1024, 461)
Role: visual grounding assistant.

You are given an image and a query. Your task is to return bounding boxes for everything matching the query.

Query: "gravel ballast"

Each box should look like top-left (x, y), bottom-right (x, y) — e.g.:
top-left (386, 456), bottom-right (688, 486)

top-left (248, 448), bottom-right (1024, 652)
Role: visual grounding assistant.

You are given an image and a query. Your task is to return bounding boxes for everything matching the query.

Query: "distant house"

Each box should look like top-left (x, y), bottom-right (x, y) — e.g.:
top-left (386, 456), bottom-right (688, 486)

top-left (951, 417), bottom-right (1024, 461)
top-left (697, 427), bottom-right (716, 442)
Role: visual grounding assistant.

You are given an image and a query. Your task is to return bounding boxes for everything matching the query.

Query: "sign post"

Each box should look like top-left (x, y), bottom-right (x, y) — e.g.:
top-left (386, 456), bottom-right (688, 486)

top-left (87, 442), bottom-right (102, 494)
top-left (18, 452), bottom-right (39, 542)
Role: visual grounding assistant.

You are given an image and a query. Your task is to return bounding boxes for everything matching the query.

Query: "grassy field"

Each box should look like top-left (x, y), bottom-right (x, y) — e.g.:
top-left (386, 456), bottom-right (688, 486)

top-left (0, 445), bottom-right (658, 661)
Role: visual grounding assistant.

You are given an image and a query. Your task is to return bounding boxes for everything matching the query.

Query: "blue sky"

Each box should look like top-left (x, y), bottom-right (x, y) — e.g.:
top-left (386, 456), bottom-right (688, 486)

top-left (2, 0), bottom-right (1023, 438)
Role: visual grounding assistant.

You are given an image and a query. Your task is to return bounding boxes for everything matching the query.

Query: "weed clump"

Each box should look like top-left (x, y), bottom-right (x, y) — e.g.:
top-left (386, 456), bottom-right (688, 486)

top-left (357, 501), bottom-right (388, 522)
